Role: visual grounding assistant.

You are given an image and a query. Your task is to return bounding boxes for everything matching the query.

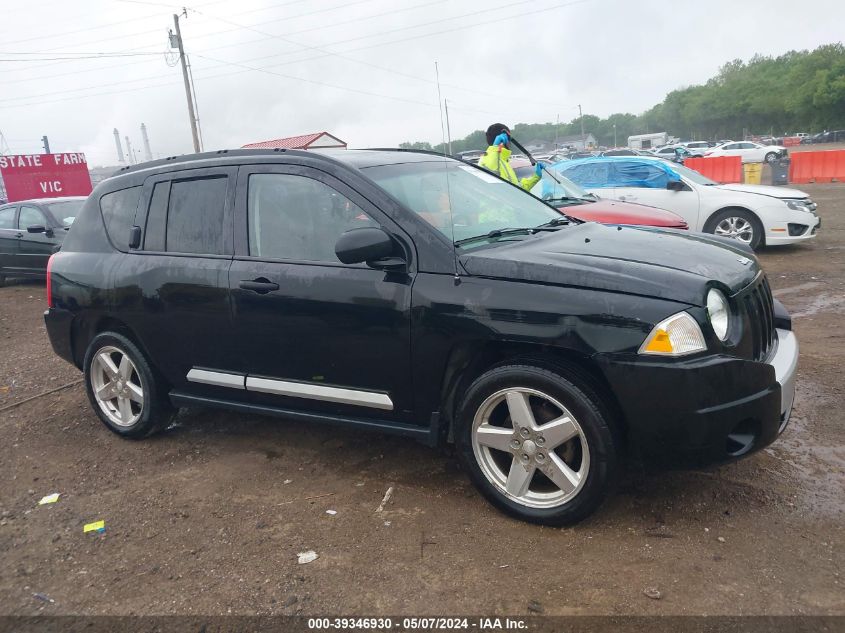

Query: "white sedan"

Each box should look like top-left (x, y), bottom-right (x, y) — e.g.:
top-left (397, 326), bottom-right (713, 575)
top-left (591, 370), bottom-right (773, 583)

top-left (704, 141), bottom-right (787, 163)
top-left (554, 156), bottom-right (820, 250)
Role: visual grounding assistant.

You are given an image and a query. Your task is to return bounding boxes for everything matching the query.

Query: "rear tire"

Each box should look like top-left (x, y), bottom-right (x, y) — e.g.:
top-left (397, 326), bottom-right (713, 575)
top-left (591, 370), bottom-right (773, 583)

top-left (704, 208), bottom-right (764, 251)
top-left (764, 152), bottom-right (778, 163)
top-left (83, 332), bottom-right (175, 439)
top-left (0, 274), bottom-right (5, 287)
top-left (455, 364), bottom-right (618, 526)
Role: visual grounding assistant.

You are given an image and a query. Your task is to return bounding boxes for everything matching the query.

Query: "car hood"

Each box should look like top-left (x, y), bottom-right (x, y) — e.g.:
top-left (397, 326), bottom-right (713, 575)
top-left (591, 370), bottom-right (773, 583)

top-left (718, 183), bottom-right (809, 199)
top-left (460, 222), bottom-right (759, 306)
top-left (559, 199), bottom-right (688, 228)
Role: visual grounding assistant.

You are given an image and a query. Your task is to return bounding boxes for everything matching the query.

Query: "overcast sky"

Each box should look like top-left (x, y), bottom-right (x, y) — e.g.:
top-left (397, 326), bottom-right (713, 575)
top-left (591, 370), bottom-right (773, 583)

top-left (1, 0), bottom-right (843, 166)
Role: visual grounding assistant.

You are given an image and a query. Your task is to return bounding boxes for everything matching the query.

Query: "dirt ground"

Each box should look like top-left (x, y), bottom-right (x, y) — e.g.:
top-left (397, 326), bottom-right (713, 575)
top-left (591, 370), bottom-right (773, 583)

top-left (0, 185), bottom-right (843, 618)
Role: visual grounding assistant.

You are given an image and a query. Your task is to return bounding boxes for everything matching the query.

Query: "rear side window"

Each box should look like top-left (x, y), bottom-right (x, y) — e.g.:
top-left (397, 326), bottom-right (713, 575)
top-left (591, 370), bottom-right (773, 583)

top-left (165, 176), bottom-right (228, 255)
top-left (100, 186), bottom-right (142, 251)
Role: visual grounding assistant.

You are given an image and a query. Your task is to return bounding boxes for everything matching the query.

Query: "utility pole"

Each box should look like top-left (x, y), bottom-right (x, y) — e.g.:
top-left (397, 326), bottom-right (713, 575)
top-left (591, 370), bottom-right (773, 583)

top-left (613, 123), bottom-right (617, 148)
top-left (172, 11), bottom-right (200, 153)
top-left (41, 135), bottom-right (51, 154)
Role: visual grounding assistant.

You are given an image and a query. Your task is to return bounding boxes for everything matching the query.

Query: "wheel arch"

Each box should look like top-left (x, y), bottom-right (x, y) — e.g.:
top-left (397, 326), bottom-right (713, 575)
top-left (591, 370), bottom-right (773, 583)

top-left (72, 315), bottom-right (151, 371)
top-left (438, 341), bottom-right (627, 447)
top-left (702, 205), bottom-right (765, 246)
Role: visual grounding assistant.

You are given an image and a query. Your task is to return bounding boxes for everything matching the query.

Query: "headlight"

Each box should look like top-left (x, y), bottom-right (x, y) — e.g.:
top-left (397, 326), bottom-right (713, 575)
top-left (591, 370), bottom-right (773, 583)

top-left (706, 288), bottom-right (730, 341)
top-left (786, 200), bottom-right (811, 212)
top-left (639, 312), bottom-right (706, 356)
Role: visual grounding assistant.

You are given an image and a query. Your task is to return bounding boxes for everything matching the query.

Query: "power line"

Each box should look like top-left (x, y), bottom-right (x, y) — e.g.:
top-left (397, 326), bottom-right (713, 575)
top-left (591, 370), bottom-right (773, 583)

top-left (0, 52), bottom-right (167, 62)
top-left (0, 0), bottom-right (447, 87)
top-left (0, 0), bottom-right (589, 110)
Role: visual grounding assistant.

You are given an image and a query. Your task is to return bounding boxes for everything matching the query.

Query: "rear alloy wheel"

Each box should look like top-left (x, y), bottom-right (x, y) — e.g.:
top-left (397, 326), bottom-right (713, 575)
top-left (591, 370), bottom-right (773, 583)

top-left (83, 332), bottom-right (175, 438)
top-left (456, 364), bottom-right (617, 525)
top-left (706, 208), bottom-right (764, 250)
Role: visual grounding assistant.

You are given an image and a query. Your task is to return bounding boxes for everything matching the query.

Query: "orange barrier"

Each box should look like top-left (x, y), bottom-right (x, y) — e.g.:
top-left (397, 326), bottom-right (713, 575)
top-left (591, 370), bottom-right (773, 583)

top-left (684, 156), bottom-right (742, 184)
top-left (782, 136), bottom-right (802, 147)
top-left (789, 150), bottom-right (845, 184)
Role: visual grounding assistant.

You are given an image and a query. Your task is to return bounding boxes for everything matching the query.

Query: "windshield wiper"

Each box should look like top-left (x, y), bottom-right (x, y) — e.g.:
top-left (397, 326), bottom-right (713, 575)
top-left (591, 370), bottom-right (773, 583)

top-left (454, 227), bottom-right (536, 246)
top-left (536, 216), bottom-right (573, 228)
top-left (545, 196), bottom-right (588, 205)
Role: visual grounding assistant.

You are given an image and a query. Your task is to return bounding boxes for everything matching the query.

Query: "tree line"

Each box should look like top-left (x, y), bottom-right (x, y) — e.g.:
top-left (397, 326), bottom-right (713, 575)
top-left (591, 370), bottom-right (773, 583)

top-left (400, 44), bottom-right (845, 153)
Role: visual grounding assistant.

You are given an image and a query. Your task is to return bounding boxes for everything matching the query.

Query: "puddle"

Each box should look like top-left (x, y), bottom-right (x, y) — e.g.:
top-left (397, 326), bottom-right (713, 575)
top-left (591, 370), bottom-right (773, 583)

top-left (763, 378), bottom-right (845, 518)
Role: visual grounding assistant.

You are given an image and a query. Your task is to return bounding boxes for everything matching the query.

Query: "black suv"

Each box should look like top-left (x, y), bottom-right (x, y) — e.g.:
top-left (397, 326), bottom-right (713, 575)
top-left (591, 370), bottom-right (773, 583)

top-left (44, 149), bottom-right (798, 525)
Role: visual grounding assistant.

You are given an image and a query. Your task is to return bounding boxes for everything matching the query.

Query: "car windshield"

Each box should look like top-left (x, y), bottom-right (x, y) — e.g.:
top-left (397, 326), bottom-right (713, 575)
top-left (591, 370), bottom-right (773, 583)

top-left (363, 160), bottom-right (563, 246)
top-left (666, 162), bottom-right (718, 186)
top-left (46, 200), bottom-right (84, 226)
top-left (528, 168), bottom-right (592, 203)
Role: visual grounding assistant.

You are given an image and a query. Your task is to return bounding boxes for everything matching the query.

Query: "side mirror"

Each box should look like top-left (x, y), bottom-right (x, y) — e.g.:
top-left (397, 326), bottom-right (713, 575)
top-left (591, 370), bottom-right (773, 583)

top-left (666, 180), bottom-right (685, 191)
top-left (335, 227), bottom-right (403, 270)
top-left (27, 225), bottom-right (54, 237)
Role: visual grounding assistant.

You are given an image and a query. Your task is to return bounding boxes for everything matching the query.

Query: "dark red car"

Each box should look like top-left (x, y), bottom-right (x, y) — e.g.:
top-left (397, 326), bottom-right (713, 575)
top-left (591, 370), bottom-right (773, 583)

top-left (513, 161), bottom-right (688, 230)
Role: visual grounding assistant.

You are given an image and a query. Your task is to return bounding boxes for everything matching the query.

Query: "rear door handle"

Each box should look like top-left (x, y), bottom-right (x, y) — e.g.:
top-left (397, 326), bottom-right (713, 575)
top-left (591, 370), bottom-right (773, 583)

top-left (239, 278), bottom-right (279, 294)
top-left (14, 232), bottom-right (23, 238)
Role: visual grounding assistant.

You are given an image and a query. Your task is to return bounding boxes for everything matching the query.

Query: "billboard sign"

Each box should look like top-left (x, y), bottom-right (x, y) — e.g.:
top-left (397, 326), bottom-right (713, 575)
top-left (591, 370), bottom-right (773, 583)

top-left (0, 153), bottom-right (93, 202)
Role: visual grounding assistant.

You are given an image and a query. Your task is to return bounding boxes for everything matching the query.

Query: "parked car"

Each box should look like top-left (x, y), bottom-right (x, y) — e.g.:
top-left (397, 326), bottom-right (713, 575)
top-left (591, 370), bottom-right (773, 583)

top-left (552, 156), bottom-right (820, 250)
top-left (0, 196), bottom-right (86, 286)
top-left (45, 148), bottom-right (798, 526)
top-left (802, 130), bottom-right (845, 144)
top-left (682, 141), bottom-right (714, 152)
top-left (704, 141), bottom-right (787, 163)
top-left (651, 145), bottom-right (703, 162)
top-left (512, 163), bottom-right (688, 229)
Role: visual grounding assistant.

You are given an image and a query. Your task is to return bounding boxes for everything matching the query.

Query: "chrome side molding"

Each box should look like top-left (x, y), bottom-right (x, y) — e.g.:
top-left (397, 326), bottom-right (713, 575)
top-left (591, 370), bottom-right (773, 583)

top-left (246, 376), bottom-right (394, 411)
top-left (187, 368), bottom-right (246, 389)
top-left (186, 368), bottom-right (393, 411)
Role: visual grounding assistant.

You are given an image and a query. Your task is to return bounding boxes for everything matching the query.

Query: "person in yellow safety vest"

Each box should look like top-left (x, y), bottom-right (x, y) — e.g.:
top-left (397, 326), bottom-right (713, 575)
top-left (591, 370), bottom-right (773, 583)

top-left (478, 123), bottom-right (542, 191)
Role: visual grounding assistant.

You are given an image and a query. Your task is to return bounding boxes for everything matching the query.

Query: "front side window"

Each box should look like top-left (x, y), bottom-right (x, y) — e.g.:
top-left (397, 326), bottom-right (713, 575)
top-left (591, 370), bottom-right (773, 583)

top-left (18, 206), bottom-right (46, 229)
top-left (247, 173), bottom-right (375, 262)
top-left (100, 187), bottom-right (142, 251)
top-left (166, 176), bottom-right (228, 255)
top-left (0, 207), bottom-right (15, 229)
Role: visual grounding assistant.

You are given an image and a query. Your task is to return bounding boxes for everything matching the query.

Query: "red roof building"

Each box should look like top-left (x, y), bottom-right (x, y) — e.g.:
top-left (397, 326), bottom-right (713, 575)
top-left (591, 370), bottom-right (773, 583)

top-left (241, 131), bottom-right (347, 150)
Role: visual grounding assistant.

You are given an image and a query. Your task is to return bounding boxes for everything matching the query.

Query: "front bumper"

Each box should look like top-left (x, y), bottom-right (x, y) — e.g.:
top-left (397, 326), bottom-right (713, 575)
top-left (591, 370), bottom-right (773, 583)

top-left (597, 327), bottom-right (798, 468)
top-left (762, 205), bottom-right (821, 246)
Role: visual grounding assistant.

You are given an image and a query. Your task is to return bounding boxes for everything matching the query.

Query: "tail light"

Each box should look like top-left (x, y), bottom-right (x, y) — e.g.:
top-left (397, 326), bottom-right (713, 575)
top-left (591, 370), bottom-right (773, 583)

top-left (46, 253), bottom-right (57, 308)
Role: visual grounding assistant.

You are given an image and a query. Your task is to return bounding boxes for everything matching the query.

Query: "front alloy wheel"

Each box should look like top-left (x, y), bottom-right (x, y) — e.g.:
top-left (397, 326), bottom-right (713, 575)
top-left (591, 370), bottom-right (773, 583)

top-left (457, 364), bottom-right (617, 525)
top-left (471, 388), bottom-right (589, 508)
top-left (714, 215), bottom-right (755, 245)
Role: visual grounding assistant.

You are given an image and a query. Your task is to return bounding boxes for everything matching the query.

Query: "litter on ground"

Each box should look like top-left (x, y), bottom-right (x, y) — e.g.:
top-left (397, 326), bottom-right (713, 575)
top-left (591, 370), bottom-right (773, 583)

top-left (38, 493), bottom-right (60, 505)
top-left (298, 550), bottom-right (318, 564)
top-left (83, 520), bottom-right (105, 534)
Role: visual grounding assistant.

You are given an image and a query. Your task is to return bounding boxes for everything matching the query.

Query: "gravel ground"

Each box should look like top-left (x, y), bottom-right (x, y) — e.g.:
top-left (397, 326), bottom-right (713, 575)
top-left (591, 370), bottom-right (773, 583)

top-left (0, 184), bottom-right (843, 617)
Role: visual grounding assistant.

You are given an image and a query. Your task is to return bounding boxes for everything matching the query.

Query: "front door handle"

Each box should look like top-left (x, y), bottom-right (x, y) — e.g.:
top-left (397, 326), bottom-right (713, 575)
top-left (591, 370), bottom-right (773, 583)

top-left (239, 278), bottom-right (279, 294)
top-left (14, 232), bottom-right (23, 238)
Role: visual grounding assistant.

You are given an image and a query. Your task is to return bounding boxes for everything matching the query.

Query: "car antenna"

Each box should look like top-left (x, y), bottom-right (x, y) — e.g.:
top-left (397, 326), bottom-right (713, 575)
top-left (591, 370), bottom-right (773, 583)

top-left (435, 61), bottom-right (460, 283)
top-left (509, 136), bottom-right (565, 186)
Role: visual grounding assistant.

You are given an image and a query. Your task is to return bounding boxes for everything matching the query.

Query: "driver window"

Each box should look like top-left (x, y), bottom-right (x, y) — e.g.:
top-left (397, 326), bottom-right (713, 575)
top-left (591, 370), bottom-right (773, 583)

top-left (18, 206), bottom-right (47, 229)
top-left (247, 173), bottom-right (376, 263)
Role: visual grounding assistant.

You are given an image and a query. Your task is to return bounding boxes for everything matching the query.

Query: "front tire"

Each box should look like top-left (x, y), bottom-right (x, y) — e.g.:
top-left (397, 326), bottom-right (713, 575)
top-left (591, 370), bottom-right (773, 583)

top-left (764, 152), bottom-right (778, 163)
top-left (83, 332), bottom-right (175, 438)
top-left (704, 208), bottom-right (764, 250)
top-left (455, 364), bottom-right (618, 526)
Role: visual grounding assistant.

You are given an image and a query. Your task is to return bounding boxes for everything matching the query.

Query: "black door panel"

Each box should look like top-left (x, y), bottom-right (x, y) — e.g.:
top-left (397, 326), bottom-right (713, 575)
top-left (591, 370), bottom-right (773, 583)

top-left (228, 165), bottom-right (416, 422)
